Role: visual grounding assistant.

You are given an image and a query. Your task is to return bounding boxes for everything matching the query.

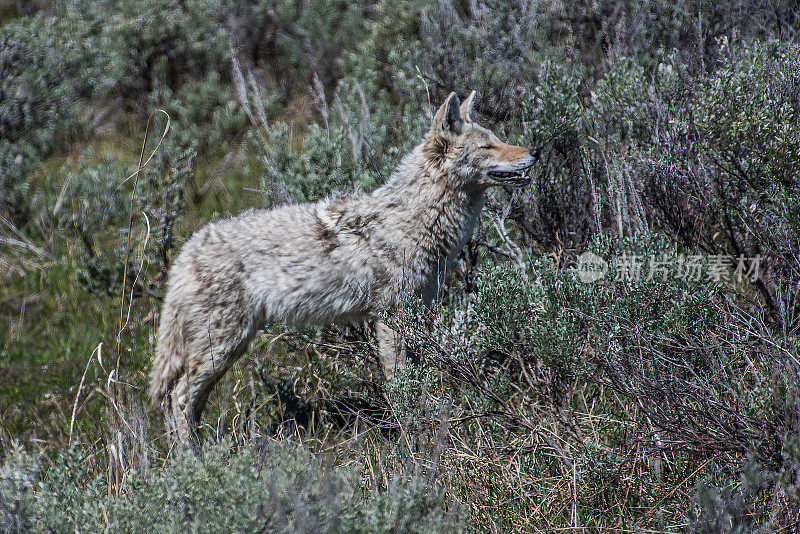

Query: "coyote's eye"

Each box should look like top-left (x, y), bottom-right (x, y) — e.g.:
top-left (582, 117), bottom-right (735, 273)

top-left (480, 144), bottom-right (495, 150)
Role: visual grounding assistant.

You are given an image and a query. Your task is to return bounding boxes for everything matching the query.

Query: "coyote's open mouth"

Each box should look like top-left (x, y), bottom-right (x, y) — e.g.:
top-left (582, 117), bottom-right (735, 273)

top-left (487, 169), bottom-right (532, 186)
top-left (486, 148), bottom-right (538, 186)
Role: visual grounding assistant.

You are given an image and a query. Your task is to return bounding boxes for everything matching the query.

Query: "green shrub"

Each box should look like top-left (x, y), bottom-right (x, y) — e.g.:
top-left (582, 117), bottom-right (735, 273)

top-left (384, 363), bottom-right (443, 425)
top-left (649, 40), bottom-right (800, 327)
top-left (0, 443), bottom-right (37, 533)
top-left (69, 140), bottom-right (194, 296)
top-left (0, 14), bottom-right (95, 222)
top-left (690, 434), bottom-right (800, 533)
top-left (9, 441), bottom-right (461, 533)
top-left (592, 59), bottom-right (654, 149)
top-left (258, 78), bottom-right (421, 204)
top-left (261, 121), bottom-right (377, 204)
top-left (61, 0), bottom-right (228, 104)
top-left (151, 72), bottom-right (249, 153)
top-left (35, 153), bottom-right (130, 239)
top-left (1, 0), bottom-right (372, 226)
top-left (698, 41), bottom-right (800, 187)
top-left (403, 235), bottom-right (793, 455)
top-left (393, 234), bottom-right (798, 528)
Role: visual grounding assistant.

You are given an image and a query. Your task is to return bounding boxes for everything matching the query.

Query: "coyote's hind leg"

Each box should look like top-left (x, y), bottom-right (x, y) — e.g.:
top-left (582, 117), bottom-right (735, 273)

top-left (169, 321), bottom-right (258, 450)
top-left (168, 373), bottom-right (200, 450)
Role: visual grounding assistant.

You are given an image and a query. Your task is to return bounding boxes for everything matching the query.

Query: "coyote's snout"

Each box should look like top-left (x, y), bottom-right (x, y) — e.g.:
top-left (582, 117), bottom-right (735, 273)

top-left (151, 91), bottom-right (538, 447)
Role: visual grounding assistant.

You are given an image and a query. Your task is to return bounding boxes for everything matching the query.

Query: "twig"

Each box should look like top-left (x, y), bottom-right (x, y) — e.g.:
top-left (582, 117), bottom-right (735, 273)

top-left (110, 110), bottom-right (169, 494)
top-left (0, 216), bottom-right (53, 260)
top-left (69, 342), bottom-right (102, 447)
top-left (115, 110), bottom-right (170, 377)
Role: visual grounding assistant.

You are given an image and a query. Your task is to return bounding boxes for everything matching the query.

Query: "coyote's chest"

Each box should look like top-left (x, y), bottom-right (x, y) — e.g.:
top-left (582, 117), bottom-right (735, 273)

top-left (446, 194), bottom-right (483, 269)
top-left (411, 191), bottom-right (484, 298)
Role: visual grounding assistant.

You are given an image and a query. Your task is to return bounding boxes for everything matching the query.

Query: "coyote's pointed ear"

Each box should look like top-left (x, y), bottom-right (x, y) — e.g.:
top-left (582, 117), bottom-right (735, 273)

top-left (431, 92), bottom-right (463, 137)
top-left (460, 90), bottom-right (476, 122)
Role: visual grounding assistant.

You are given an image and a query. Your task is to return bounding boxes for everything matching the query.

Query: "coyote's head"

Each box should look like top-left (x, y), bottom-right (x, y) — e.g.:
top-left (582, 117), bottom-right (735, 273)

top-left (425, 91), bottom-right (538, 190)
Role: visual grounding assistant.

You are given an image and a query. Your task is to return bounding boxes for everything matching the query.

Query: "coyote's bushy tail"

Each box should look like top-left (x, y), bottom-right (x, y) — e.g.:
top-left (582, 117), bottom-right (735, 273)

top-left (150, 295), bottom-right (184, 410)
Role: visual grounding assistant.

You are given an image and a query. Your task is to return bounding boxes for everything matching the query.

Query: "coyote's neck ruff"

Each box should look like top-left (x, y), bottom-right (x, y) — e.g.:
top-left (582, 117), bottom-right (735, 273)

top-left (313, 144), bottom-right (484, 314)
top-left (151, 91), bottom-right (537, 447)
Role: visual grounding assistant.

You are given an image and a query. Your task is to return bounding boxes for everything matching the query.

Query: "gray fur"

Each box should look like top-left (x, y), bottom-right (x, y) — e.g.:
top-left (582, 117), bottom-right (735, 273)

top-left (150, 91), bottom-right (537, 447)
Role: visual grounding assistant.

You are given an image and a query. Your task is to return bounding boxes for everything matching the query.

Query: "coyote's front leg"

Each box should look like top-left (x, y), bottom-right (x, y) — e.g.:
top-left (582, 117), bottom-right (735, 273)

top-left (376, 320), bottom-right (406, 379)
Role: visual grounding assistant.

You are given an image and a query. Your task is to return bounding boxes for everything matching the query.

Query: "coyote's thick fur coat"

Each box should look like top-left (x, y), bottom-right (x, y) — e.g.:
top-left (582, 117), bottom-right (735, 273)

top-left (151, 91), bottom-right (537, 446)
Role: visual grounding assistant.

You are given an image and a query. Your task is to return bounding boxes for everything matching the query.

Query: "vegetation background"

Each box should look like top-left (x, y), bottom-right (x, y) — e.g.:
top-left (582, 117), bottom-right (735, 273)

top-left (1, 0), bottom-right (799, 531)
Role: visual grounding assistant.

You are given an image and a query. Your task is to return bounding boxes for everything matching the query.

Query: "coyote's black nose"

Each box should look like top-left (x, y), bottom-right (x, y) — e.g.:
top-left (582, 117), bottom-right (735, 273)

top-left (530, 148), bottom-right (540, 161)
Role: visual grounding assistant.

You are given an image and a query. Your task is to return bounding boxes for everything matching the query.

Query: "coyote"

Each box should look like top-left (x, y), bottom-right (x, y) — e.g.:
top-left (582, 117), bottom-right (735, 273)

top-left (151, 91), bottom-right (538, 447)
